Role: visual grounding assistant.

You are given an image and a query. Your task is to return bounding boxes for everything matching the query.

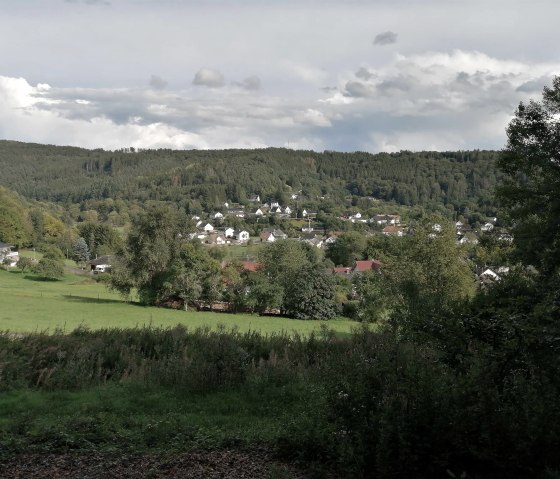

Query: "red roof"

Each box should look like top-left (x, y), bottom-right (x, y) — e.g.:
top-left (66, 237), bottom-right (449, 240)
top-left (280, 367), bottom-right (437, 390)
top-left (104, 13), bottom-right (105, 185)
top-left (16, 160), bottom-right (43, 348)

top-left (353, 260), bottom-right (382, 272)
top-left (240, 261), bottom-right (261, 272)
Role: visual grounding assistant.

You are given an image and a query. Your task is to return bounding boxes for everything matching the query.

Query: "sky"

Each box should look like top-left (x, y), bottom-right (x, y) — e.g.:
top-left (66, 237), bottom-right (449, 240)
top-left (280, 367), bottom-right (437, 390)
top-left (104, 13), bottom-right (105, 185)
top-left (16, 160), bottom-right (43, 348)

top-left (1, 0), bottom-right (559, 153)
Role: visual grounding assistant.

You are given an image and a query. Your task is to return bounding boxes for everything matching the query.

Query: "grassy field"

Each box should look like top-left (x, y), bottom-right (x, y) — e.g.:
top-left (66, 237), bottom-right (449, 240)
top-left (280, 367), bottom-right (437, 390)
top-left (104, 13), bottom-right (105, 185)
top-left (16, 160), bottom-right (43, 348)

top-left (0, 268), bottom-right (358, 335)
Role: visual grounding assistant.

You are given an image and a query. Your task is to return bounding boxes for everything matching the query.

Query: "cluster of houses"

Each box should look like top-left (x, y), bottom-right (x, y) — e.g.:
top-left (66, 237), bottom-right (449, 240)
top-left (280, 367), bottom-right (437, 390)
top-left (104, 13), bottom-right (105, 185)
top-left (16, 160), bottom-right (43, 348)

top-left (189, 223), bottom-right (251, 245)
top-left (0, 242), bottom-right (19, 267)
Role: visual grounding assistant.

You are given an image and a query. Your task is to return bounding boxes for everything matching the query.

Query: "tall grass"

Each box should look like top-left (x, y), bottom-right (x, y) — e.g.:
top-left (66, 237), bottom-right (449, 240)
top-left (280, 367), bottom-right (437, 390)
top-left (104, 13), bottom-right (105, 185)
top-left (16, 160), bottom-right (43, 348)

top-left (1, 325), bottom-right (559, 478)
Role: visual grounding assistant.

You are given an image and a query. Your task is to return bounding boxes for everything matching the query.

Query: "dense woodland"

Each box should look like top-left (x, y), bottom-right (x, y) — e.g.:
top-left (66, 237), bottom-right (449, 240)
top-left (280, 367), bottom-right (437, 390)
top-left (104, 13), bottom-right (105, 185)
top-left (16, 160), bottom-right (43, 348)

top-left (0, 141), bottom-right (500, 220)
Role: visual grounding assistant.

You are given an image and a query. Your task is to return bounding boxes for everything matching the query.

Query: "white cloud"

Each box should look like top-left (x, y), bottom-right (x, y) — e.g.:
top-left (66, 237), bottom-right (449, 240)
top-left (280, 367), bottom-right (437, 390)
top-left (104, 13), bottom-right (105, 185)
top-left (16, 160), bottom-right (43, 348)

top-left (1, 48), bottom-right (559, 153)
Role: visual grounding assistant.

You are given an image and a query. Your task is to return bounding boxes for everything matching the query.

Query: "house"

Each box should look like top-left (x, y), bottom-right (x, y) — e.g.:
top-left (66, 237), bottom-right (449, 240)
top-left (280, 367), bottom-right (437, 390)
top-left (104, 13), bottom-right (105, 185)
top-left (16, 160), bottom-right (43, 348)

top-left (227, 208), bottom-right (245, 218)
top-left (332, 259), bottom-right (382, 277)
top-left (0, 242), bottom-right (19, 266)
top-left (233, 230), bottom-right (250, 242)
top-left (240, 261), bottom-right (261, 272)
top-left (207, 232), bottom-right (227, 245)
top-left (457, 232), bottom-right (479, 245)
top-left (260, 231), bottom-right (276, 242)
top-left (270, 201), bottom-right (280, 209)
top-left (498, 233), bottom-right (514, 243)
top-left (273, 207), bottom-right (283, 214)
top-left (90, 255), bottom-right (113, 273)
top-left (202, 223), bottom-right (214, 233)
top-left (284, 206), bottom-right (292, 215)
top-left (481, 222), bottom-right (494, 232)
top-left (302, 209), bottom-right (308, 217)
top-left (224, 227), bottom-right (235, 238)
top-left (479, 268), bottom-right (501, 282)
top-left (373, 214), bottom-right (401, 225)
top-left (324, 235), bottom-right (337, 245)
top-left (353, 260), bottom-right (382, 273)
top-left (213, 212), bottom-right (224, 220)
top-left (302, 236), bottom-right (324, 248)
top-left (253, 208), bottom-right (264, 216)
top-left (248, 194), bottom-right (261, 203)
top-left (259, 228), bottom-right (287, 242)
top-left (271, 229), bottom-right (287, 240)
top-left (382, 225), bottom-right (404, 237)
top-left (333, 266), bottom-right (352, 276)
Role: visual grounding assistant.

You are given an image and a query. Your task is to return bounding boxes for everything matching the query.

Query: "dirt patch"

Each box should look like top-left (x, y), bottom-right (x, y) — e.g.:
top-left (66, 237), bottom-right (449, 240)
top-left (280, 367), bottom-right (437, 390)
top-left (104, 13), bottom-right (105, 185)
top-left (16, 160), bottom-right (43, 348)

top-left (0, 450), bottom-right (316, 478)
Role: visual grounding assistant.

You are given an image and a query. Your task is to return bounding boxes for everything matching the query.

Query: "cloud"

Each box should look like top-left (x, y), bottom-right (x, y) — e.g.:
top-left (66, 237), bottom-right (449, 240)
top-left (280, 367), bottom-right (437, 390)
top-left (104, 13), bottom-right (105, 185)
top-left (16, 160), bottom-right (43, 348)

top-left (373, 31), bottom-right (397, 46)
top-left (236, 75), bottom-right (261, 91)
top-left (149, 75), bottom-right (168, 90)
top-left (355, 67), bottom-right (374, 81)
top-left (192, 69), bottom-right (225, 88)
top-left (64, 0), bottom-right (110, 6)
top-left (2, 49), bottom-right (560, 154)
top-left (344, 81), bottom-right (373, 98)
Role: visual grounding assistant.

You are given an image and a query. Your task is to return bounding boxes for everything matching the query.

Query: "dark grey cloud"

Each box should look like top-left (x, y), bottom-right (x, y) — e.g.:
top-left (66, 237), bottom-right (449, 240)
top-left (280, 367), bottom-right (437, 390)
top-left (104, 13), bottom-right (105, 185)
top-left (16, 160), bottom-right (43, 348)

top-left (193, 69), bottom-right (225, 88)
top-left (355, 67), bottom-right (374, 80)
top-left (345, 80), bottom-right (373, 97)
top-left (236, 75), bottom-right (261, 90)
top-left (516, 76), bottom-right (551, 93)
top-left (373, 31), bottom-right (397, 46)
top-left (376, 75), bottom-right (415, 94)
top-left (149, 75), bottom-right (168, 90)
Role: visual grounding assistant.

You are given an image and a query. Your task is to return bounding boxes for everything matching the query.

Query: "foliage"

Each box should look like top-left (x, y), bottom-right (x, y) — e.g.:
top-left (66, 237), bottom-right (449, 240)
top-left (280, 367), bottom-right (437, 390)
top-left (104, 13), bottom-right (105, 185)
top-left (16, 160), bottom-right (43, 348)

top-left (498, 76), bottom-right (560, 279)
top-left (111, 205), bottom-right (218, 307)
top-left (72, 237), bottom-right (90, 268)
top-left (283, 265), bottom-right (337, 320)
top-left (0, 187), bottom-right (32, 246)
top-left (325, 231), bottom-right (366, 266)
top-left (16, 256), bottom-right (34, 273)
top-left (0, 142), bottom-right (501, 220)
top-left (33, 257), bottom-right (64, 280)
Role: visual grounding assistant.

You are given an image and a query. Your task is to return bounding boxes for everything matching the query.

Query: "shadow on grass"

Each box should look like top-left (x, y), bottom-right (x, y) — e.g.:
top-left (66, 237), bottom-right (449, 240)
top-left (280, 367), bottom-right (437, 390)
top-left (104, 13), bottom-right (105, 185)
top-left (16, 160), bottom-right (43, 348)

top-left (62, 295), bottom-right (142, 306)
top-left (22, 274), bottom-right (62, 282)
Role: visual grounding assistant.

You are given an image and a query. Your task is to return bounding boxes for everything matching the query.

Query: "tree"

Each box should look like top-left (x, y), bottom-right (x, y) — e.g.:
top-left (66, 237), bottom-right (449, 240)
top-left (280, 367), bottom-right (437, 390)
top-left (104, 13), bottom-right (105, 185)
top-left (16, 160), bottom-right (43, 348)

top-left (17, 256), bottom-right (34, 274)
top-left (380, 218), bottom-right (476, 338)
top-left (283, 265), bottom-right (337, 320)
top-left (72, 237), bottom-right (90, 268)
top-left (498, 76), bottom-right (560, 278)
top-left (34, 257), bottom-right (64, 280)
top-left (111, 205), bottom-right (220, 308)
top-left (325, 231), bottom-right (366, 266)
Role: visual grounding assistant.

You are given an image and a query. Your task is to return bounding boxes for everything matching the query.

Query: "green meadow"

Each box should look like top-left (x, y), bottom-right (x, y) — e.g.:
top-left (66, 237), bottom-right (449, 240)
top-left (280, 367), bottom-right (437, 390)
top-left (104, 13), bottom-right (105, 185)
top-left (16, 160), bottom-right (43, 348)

top-left (0, 268), bottom-right (357, 335)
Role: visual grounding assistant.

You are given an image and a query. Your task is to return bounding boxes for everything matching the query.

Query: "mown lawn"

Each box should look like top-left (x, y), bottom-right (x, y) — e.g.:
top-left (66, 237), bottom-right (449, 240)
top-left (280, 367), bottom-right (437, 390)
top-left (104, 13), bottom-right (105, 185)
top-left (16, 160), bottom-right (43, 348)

top-left (0, 268), bottom-right (358, 335)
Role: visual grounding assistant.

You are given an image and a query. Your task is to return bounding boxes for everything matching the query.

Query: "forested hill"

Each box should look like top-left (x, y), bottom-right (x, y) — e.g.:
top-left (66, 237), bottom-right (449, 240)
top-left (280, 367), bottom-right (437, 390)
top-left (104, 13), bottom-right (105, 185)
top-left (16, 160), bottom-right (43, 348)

top-left (0, 140), bottom-right (500, 214)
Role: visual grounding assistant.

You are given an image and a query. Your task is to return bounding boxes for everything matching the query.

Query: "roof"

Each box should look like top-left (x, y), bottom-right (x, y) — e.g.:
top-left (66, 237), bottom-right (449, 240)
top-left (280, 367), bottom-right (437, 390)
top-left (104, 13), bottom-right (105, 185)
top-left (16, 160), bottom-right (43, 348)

top-left (353, 260), bottom-right (382, 272)
top-left (90, 255), bottom-right (113, 266)
top-left (382, 225), bottom-right (402, 234)
top-left (240, 261), bottom-right (261, 272)
top-left (333, 267), bottom-right (352, 275)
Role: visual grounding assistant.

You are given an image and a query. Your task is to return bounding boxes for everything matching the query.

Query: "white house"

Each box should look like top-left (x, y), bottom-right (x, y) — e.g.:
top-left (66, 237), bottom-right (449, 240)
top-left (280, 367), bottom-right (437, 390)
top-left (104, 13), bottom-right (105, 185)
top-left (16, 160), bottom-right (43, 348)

top-left (481, 222), bottom-right (494, 232)
top-left (253, 208), bottom-right (264, 216)
top-left (213, 212), bottom-right (224, 220)
top-left (234, 230), bottom-right (250, 242)
top-left (224, 227), bottom-right (235, 238)
top-left (302, 209), bottom-right (308, 217)
top-left (284, 206), bottom-right (292, 215)
top-left (203, 223), bottom-right (214, 233)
